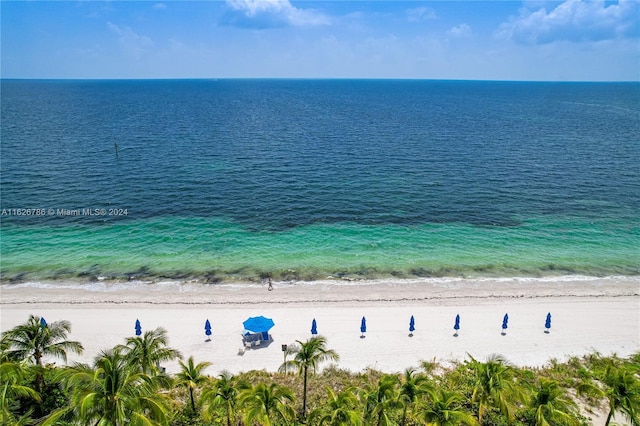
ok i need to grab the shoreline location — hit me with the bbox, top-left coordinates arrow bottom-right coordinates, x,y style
2,267 -> 639,286
2,275 -> 638,305
2,276 -> 639,376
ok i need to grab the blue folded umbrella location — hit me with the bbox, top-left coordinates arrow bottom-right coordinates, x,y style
545,313 -> 551,330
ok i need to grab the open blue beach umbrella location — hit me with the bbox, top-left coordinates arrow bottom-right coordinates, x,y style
135,319 -> 142,336
205,319 -> 212,336
545,313 -> 551,331
243,316 -> 275,333
454,314 -> 460,331
311,318 -> 318,335
40,317 -> 47,328
409,315 -> 415,333
502,313 -> 509,330
360,316 -> 367,334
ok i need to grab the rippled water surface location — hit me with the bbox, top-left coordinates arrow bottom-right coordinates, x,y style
1,80 -> 639,281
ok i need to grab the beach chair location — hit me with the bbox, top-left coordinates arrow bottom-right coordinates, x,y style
243,334 -> 252,349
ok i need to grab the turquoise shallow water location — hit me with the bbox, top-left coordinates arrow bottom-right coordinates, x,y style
1,216 -> 637,281
1,80 -> 639,282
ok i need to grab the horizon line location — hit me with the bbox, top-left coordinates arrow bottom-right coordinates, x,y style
2,77 -> 639,84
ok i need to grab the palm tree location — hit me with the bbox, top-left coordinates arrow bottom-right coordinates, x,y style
361,374 -> 400,426
201,371 -> 249,426
175,356 -> 211,413
529,378 -> 581,426
1,315 -> 83,396
398,368 -> 430,426
309,387 -> 363,426
42,348 -> 171,426
421,388 -> 478,426
278,336 -> 339,418
467,354 -> 523,424
1,315 -> 83,368
0,360 -> 41,426
240,382 -> 295,426
601,365 -> 640,426
118,327 -> 182,375
576,362 -> 640,426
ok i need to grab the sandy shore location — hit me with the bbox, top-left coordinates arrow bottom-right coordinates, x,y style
1,276 -> 638,375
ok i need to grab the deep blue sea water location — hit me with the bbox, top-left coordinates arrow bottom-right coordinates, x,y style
1,79 -> 639,282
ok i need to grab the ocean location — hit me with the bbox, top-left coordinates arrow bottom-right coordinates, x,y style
1,79 -> 638,283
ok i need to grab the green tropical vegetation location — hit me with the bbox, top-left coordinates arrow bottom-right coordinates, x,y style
201,371 -> 250,426
118,327 -> 183,376
2,315 -> 639,425
421,388 -> 477,426
42,348 -> 172,425
309,387 -> 363,425
240,382 -> 296,425
0,360 -> 41,425
176,356 -> 212,414
1,315 -> 83,419
466,354 -> 525,423
279,335 -> 340,419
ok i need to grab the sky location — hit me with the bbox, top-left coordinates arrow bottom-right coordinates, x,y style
1,0 -> 639,81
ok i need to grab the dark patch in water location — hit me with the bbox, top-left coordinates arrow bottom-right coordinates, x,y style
52,269 -> 76,279
3,272 -> 28,283
204,271 -> 222,284
158,270 -> 194,280
408,268 -> 437,278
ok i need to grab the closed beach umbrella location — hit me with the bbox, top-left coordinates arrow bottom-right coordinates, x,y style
40,317 -> 47,328
135,319 -> 142,336
409,315 -> 415,334
502,313 -> 509,334
205,319 -> 212,336
360,316 -> 367,337
311,318 -> 318,335
454,314 -> 460,336
243,316 -> 275,333
545,312 -> 551,332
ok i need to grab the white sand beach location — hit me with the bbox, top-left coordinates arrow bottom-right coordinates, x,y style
1,276 -> 638,376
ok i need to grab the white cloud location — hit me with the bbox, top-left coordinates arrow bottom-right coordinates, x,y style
447,23 -> 472,38
224,0 -> 330,28
107,22 -> 153,56
497,0 -> 640,44
406,6 -> 437,23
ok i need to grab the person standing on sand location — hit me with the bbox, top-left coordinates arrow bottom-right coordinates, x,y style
268,278 -> 273,291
